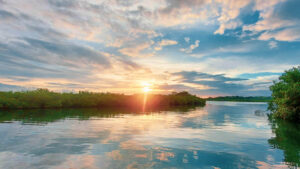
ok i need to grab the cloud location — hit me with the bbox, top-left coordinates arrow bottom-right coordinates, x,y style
243,0 -> 300,42
180,40 -> 200,53
214,0 -> 251,34
268,41 -> 278,49
214,21 -> 242,34
259,28 -> 300,42
119,41 -> 154,57
233,75 -> 279,92
184,37 -> 190,43
165,71 -> 272,96
238,72 -> 282,79
0,36 -> 154,92
25,38 -> 111,65
0,0 -> 158,48
152,0 -> 210,27
0,38 -> 111,75
0,9 -> 16,19
154,39 -> 178,51
0,83 -> 27,91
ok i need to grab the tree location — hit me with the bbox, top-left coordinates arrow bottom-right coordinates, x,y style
268,66 -> 300,121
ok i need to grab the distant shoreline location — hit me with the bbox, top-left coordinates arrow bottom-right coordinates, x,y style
206,96 -> 271,102
207,100 -> 269,102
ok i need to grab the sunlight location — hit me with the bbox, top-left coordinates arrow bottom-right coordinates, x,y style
143,86 -> 151,93
141,81 -> 153,112
141,81 -> 152,93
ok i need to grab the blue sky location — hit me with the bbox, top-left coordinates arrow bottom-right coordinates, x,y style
0,0 -> 299,96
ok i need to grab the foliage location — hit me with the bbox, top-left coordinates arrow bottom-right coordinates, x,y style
268,66 -> 300,121
0,89 -> 205,110
206,96 -> 271,102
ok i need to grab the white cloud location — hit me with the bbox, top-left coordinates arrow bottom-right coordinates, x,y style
149,0 -> 210,27
214,0 -> 251,34
119,42 -> 154,57
259,28 -> 300,42
215,21 -> 242,34
154,39 -> 178,51
268,41 -> 278,49
232,74 -> 279,91
243,0 -> 300,42
184,37 -> 190,43
180,40 -> 200,53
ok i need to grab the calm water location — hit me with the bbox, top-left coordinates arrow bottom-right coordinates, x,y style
0,101 -> 299,169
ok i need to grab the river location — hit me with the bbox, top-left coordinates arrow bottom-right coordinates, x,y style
0,101 -> 299,169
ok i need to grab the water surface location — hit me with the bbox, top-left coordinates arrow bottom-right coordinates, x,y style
0,101 -> 299,169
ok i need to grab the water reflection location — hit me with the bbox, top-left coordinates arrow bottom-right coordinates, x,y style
268,118 -> 300,167
0,102 -> 298,168
0,106 -> 196,124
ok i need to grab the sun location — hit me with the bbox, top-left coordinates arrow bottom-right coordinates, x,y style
143,86 -> 151,93
141,81 -> 152,93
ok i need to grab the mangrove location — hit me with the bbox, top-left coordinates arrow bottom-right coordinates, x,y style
268,66 -> 300,122
0,89 -> 205,110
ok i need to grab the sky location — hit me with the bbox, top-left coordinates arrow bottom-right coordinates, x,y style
0,0 -> 300,96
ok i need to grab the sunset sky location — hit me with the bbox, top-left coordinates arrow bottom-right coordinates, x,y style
0,0 -> 299,96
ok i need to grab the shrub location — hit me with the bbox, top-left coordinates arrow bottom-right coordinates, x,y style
268,66 -> 300,121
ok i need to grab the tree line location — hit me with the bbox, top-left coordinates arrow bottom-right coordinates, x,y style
0,90 -> 205,109
207,96 -> 271,102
